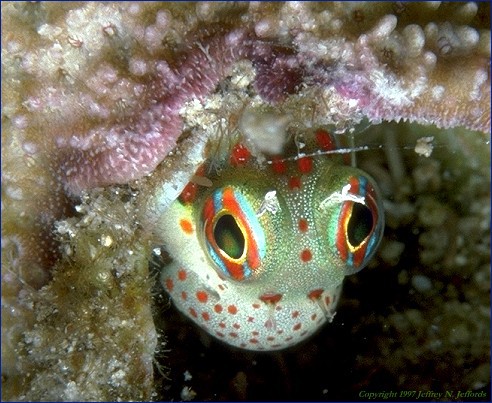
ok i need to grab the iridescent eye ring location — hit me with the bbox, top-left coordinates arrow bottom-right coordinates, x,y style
202,186 -> 266,281
329,175 -> 383,271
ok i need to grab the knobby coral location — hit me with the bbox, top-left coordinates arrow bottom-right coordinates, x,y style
2,2 -> 490,401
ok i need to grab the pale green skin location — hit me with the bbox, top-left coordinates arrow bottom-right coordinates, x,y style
158,144 -> 384,351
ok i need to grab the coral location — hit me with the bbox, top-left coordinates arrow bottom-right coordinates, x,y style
3,188 -> 157,401
1,2 -> 490,401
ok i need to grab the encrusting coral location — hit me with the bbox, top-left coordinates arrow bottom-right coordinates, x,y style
2,2 -> 490,401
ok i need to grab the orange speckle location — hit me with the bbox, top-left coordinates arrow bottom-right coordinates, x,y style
249,338 -> 259,344
300,248 -> 312,262
219,322 -> 226,328
325,295 -> 331,306
189,308 -> 198,318
229,332 -> 239,338
292,310 -> 300,318
311,313 -> 317,321
267,336 -> 275,341
165,278 -> 174,292
227,305 -> 238,315
288,176 -> 301,190
179,218 -> 194,234
196,290 -> 208,303
202,312 -> 210,321
293,323 -> 302,331
252,303 -> 261,309
233,323 -> 241,329
297,156 -> 313,174
181,291 -> 188,300
216,332 -> 225,338
298,218 -> 308,232
178,269 -> 187,281
214,304 -> 223,313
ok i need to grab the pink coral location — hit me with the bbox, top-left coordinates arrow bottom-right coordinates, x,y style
53,5 -> 489,194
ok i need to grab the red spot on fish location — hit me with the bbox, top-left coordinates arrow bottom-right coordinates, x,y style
165,278 -> 174,292
196,290 -> 208,303
300,248 -> 312,262
259,293 -> 283,304
298,218 -> 308,232
315,129 -> 336,151
179,182 -> 198,204
308,289 -> 324,300
179,218 -> 194,234
297,156 -> 313,174
214,304 -> 223,313
271,156 -> 287,174
288,176 -> 301,190
230,143 -> 251,166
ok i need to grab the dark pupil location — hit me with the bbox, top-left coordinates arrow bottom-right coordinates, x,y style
214,214 -> 245,259
347,203 -> 373,247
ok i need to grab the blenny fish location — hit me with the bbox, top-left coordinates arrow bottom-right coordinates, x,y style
158,128 -> 384,351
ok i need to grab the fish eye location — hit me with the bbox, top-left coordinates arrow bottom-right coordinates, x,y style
201,187 -> 266,281
321,174 -> 384,273
213,214 -> 245,260
347,202 -> 373,248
